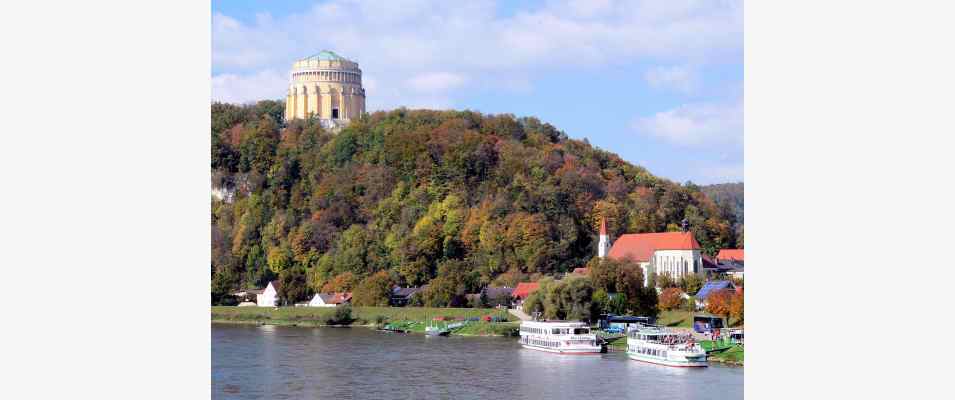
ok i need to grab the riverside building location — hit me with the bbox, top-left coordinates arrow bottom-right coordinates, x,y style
284,50 -> 366,129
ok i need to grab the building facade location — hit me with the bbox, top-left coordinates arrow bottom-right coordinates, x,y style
604,231 -> 704,286
284,50 -> 366,127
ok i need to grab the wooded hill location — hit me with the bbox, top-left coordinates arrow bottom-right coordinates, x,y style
211,101 -> 742,305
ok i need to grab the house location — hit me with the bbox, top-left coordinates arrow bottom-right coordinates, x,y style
694,280 -> 737,309
232,288 -> 263,303
309,292 -> 353,307
390,285 -> 426,307
603,229 -> 704,287
511,282 -> 540,310
716,249 -> 744,263
256,280 -> 281,307
466,287 -> 515,308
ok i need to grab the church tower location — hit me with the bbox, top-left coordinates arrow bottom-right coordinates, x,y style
598,218 -> 610,259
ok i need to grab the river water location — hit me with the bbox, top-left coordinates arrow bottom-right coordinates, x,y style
212,323 -> 743,399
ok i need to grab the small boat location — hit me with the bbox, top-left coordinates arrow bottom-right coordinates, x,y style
426,318 -> 450,337
518,320 -> 601,354
425,325 -> 449,337
626,325 -> 707,367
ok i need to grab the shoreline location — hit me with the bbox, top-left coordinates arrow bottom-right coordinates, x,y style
211,318 -> 517,337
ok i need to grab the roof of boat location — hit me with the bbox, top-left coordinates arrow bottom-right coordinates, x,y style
521,320 -> 589,326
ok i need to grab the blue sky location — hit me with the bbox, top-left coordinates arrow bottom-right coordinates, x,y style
212,0 -> 743,184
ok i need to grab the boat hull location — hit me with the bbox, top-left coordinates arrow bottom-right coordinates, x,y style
626,352 -> 708,367
522,344 -> 601,355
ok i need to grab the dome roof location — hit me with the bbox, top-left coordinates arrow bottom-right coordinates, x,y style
299,50 -> 348,62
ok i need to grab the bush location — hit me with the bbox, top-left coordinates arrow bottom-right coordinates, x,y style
325,305 -> 354,325
680,274 -> 704,295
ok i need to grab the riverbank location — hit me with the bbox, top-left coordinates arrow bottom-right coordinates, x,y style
211,306 -> 518,336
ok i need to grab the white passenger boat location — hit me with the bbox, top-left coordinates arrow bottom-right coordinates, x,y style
626,325 -> 707,367
518,320 -> 601,355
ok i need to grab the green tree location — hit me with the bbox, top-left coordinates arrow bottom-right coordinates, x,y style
277,267 -> 309,305
352,271 -> 394,306
680,274 -> 705,295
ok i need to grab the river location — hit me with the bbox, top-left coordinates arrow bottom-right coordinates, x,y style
212,323 -> 743,399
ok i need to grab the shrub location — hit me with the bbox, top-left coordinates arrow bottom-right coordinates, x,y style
325,305 -> 353,325
680,274 -> 704,295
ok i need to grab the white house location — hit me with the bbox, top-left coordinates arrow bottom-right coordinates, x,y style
256,281 -> 281,307
308,292 -> 352,307
601,227 -> 703,286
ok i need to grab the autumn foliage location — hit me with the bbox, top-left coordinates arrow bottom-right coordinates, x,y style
210,103 -> 741,305
658,287 -> 685,311
705,288 -> 743,323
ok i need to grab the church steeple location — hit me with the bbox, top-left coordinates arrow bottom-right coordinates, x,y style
598,218 -> 610,258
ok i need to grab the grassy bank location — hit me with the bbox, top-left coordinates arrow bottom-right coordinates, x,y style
211,306 -> 516,335
655,310 -> 742,328
707,345 -> 744,365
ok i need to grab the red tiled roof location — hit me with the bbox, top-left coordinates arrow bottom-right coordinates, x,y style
607,232 -> 700,262
572,267 -> 589,275
512,282 -> 540,299
717,249 -> 744,261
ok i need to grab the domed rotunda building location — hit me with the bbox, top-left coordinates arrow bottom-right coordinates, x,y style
284,50 -> 366,127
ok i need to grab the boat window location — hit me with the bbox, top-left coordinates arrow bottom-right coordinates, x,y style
574,328 -> 589,334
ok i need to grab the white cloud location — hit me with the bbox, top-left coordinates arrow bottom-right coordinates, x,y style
633,98 -> 742,146
211,0 -> 742,109
211,69 -> 288,104
645,64 -> 700,93
406,72 -> 468,93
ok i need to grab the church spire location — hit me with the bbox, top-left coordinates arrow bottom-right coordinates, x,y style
598,218 -> 610,259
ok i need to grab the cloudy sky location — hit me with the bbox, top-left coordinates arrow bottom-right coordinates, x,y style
212,0 -> 743,184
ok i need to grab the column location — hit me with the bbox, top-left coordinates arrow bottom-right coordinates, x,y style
321,87 -> 332,120
340,88 -> 348,119
296,86 -> 307,119
292,88 -> 298,120
302,87 -> 309,119
308,84 -> 320,118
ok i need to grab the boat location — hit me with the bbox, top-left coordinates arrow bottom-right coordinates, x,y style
518,320 -> 601,354
425,319 -> 450,337
626,325 -> 707,367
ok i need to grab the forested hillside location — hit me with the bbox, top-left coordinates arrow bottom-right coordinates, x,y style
701,182 -> 744,247
211,101 -> 741,305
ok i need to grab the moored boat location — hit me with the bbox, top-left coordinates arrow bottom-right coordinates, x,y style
518,320 -> 601,354
626,325 -> 707,367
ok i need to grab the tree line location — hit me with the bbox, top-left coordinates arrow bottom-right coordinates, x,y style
211,101 -> 742,308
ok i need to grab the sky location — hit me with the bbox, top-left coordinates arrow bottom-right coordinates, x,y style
211,0 -> 743,184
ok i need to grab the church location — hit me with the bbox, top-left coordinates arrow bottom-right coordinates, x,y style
598,219 -> 704,286
284,50 -> 366,129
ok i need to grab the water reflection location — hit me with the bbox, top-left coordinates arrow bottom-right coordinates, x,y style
213,323 -> 742,400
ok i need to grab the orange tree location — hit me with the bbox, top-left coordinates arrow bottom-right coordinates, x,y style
705,289 -> 733,318
658,287 -> 685,311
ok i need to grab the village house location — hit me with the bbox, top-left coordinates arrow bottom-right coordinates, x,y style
256,281 -> 281,307
309,292 -> 352,307
716,249 -> 744,263
232,288 -> 263,306
600,219 -> 704,287
390,286 -> 427,307
512,282 -> 540,311
466,287 -> 515,308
